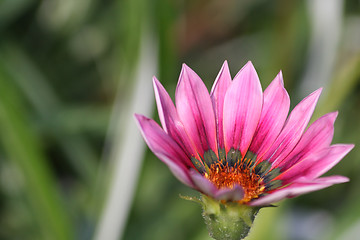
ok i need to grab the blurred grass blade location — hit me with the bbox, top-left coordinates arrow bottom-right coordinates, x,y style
0,66 -> 74,239
93,26 -> 158,240
315,54 -> 360,118
0,43 -> 99,188
299,0 -> 343,97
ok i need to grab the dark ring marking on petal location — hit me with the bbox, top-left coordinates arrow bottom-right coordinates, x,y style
253,160 -> 272,176
263,168 -> 281,183
226,148 -> 241,167
243,151 -> 257,169
265,179 -> 282,191
257,193 -> 269,198
191,157 -> 206,174
218,148 -> 226,165
203,150 -> 218,168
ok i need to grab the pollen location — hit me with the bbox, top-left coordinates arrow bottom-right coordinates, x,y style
205,160 -> 265,203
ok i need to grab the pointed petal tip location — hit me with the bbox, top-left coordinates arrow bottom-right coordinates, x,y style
153,76 -> 168,96
220,60 -> 230,71
177,64 -> 187,88
330,110 -> 339,117
152,76 -> 159,88
210,60 -> 232,95
221,60 -> 230,72
220,60 -> 229,72
134,113 -> 143,121
276,70 -> 284,86
181,63 -> 192,73
178,63 -> 197,87
315,111 -> 339,126
236,61 -> 254,74
315,175 -> 350,184
234,60 -> 259,82
272,71 -> 285,87
297,87 -> 323,110
304,88 -> 323,101
134,114 -> 149,127
180,63 -> 188,73
340,176 -> 350,183
243,60 -> 255,70
345,143 -> 355,152
134,114 -> 150,137
152,76 -> 161,87
313,87 -> 323,97
327,111 -> 339,123
335,143 -> 355,153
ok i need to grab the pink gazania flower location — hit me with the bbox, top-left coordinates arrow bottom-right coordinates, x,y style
135,61 -> 353,206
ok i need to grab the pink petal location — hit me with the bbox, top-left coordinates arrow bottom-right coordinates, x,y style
189,170 -> 217,196
313,175 -> 349,184
189,170 -> 244,201
153,77 -> 167,132
261,88 -> 322,165
275,112 -> 337,171
210,61 -> 232,150
277,144 -> 354,184
135,114 -> 194,187
153,77 -> 200,159
249,176 -> 347,206
223,61 -> 263,156
175,64 -> 218,157
162,154 -> 195,188
214,185 -> 244,201
249,71 -> 290,157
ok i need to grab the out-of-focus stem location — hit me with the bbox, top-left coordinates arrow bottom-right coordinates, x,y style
93,27 -> 158,240
299,0 -> 343,97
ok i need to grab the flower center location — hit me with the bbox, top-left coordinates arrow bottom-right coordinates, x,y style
204,161 -> 266,203
191,149 -> 283,203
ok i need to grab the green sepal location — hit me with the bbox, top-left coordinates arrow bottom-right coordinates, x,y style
179,194 -> 203,205
200,195 -> 261,240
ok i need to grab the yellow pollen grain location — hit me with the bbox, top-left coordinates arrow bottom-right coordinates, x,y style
205,161 -> 265,203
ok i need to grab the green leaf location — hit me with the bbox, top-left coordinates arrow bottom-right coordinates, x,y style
0,66 -> 74,240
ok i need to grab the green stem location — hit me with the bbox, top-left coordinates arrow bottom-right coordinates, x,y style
201,195 -> 260,240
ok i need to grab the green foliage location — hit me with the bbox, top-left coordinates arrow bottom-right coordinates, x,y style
0,0 -> 359,240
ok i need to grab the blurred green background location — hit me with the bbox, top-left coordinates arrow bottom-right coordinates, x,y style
0,0 -> 359,239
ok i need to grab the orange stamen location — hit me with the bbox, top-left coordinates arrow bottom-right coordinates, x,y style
205,160 -> 265,203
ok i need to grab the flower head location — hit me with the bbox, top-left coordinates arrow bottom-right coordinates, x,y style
135,61 -> 353,207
